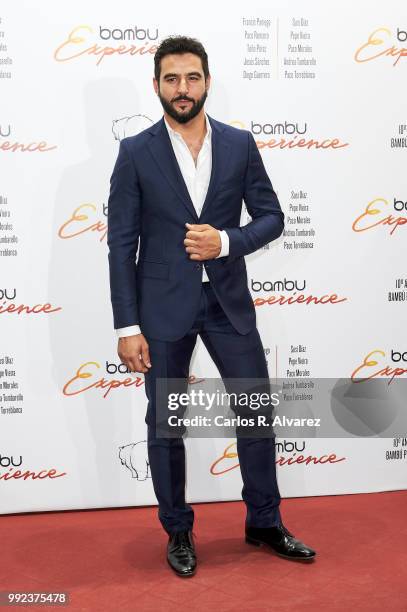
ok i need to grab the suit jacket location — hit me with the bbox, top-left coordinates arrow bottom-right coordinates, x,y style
107,114 -> 285,341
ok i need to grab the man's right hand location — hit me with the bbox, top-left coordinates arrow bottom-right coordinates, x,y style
118,334 -> 151,373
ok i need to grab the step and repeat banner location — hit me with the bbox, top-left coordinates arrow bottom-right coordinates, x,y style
1,1 -> 407,514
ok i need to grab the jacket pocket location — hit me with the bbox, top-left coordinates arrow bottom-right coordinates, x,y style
137,260 -> 169,280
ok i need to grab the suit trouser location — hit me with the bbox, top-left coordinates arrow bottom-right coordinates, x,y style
143,282 -> 282,534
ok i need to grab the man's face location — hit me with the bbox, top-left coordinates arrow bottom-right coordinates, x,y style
154,53 -> 210,124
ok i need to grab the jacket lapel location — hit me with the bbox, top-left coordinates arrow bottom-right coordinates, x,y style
146,114 -> 232,222
199,115 -> 231,219
147,117 -> 198,221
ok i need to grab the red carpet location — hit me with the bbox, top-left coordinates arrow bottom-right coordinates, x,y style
1,491 -> 406,611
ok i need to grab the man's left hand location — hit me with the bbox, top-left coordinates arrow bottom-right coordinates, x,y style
184,223 -> 221,260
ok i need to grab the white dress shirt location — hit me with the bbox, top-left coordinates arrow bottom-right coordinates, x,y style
116,112 -> 229,338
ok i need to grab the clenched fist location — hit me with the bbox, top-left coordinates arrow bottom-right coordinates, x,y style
184,223 -> 221,260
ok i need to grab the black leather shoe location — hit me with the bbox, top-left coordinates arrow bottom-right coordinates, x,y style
245,524 -> 316,561
167,530 -> 197,577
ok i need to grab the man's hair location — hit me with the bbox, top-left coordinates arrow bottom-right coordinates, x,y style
154,36 -> 209,81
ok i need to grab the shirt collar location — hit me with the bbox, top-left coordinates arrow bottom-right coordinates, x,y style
164,112 -> 211,142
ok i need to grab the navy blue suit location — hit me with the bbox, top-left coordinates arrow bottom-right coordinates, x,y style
107,115 -> 284,341
107,115 -> 285,534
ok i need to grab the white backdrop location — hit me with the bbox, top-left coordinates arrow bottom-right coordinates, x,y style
1,0 -> 407,514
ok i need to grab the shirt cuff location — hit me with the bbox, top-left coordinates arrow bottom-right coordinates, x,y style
116,325 -> 142,338
216,230 -> 230,258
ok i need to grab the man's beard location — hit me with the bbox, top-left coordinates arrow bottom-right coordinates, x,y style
158,89 -> 208,124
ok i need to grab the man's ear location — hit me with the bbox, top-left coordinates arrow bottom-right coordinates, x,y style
153,77 -> 159,95
205,74 -> 211,92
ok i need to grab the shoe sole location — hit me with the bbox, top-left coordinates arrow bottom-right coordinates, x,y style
245,535 -> 316,561
167,558 -> 197,577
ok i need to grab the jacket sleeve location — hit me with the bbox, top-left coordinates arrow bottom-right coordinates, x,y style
223,131 -> 285,259
107,138 -> 141,329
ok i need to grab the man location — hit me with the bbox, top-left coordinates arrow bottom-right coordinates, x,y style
107,35 -> 316,577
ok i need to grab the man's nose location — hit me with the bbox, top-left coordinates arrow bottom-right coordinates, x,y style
177,78 -> 189,94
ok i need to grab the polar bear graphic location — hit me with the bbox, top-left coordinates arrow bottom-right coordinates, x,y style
119,441 -> 150,481
112,114 -> 154,141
